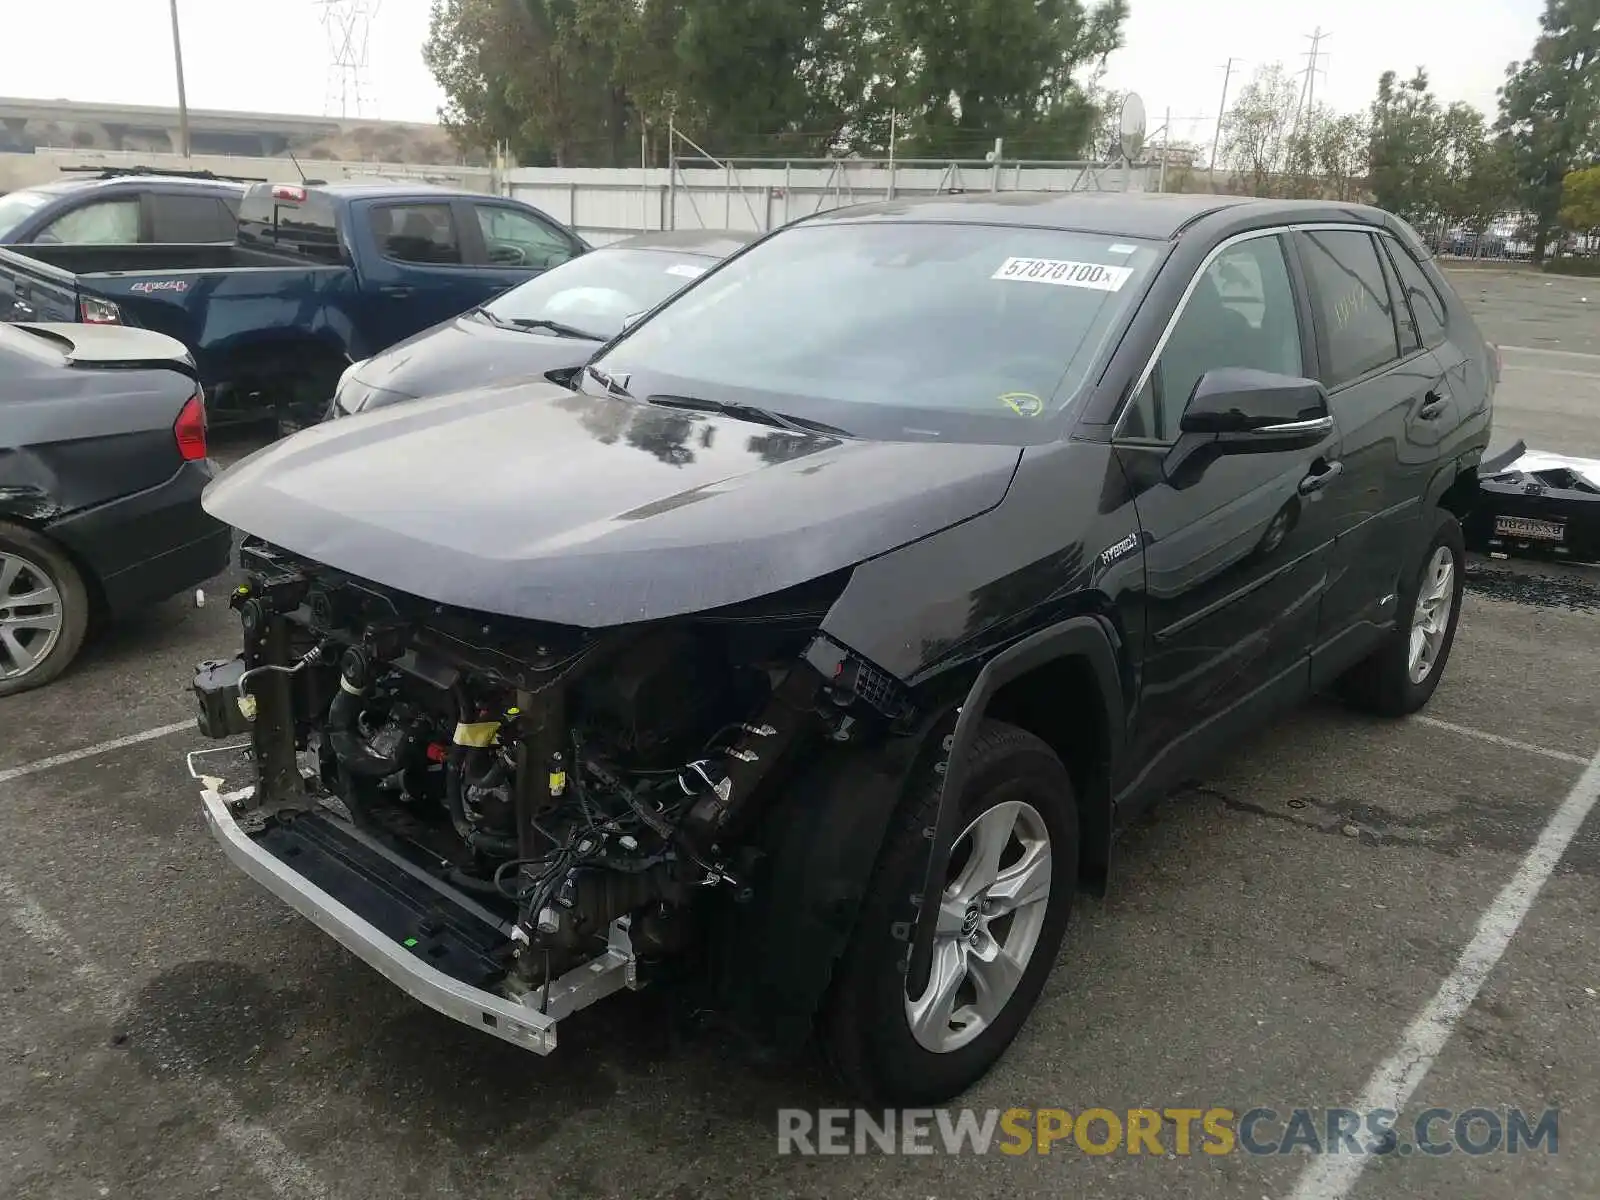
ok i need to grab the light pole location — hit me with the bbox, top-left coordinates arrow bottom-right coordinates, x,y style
169,0 -> 191,158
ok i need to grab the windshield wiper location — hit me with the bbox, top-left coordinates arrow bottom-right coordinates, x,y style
646,394 -> 851,437
506,316 -> 604,340
472,307 -> 602,340
585,363 -> 633,399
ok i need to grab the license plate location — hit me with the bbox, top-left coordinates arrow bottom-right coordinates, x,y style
1494,515 -> 1565,542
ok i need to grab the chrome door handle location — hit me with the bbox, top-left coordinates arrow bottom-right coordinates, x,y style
1298,460 -> 1344,495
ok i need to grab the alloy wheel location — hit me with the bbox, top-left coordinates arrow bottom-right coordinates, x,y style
1407,545 -> 1455,684
0,551 -> 65,682
904,798 -> 1053,1053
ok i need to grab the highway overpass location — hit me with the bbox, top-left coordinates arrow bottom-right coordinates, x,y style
0,96 -> 476,163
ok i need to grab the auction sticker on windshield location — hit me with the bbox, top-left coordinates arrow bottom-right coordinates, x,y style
992,257 -> 1132,291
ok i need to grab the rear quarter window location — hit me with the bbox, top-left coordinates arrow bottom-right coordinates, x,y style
1381,234 -> 1448,347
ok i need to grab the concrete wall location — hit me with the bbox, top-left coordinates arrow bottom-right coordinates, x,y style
505,161 -> 1163,245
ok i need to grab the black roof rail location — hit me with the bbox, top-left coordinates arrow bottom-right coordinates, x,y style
57,165 -> 268,184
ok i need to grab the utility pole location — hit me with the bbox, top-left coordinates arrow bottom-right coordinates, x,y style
1159,107 -> 1172,193
1209,56 -> 1239,191
886,108 -> 897,199
168,0 -> 191,158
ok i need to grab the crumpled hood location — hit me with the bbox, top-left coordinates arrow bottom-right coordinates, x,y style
341,315 -> 592,413
204,382 -> 1023,626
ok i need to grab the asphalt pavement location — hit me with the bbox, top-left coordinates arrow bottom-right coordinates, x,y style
1,266 -> 1598,1200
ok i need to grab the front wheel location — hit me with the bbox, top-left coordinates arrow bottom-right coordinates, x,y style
822,720 -> 1078,1104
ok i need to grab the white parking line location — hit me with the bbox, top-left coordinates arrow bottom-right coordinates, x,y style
0,721 -> 192,787
1499,345 -> 1600,363
0,872 -> 330,1200
1499,364 -> 1600,381
1287,742 -> 1600,1200
1412,715 -> 1591,765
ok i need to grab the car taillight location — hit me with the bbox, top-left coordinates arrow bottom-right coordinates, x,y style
80,296 -> 122,325
175,391 -> 208,461
271,184 -> 307,203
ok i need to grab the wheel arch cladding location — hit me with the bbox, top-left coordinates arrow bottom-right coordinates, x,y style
1435,459 -> 1480,523
706,710 -> 952,1057
905,614 -> 1125,997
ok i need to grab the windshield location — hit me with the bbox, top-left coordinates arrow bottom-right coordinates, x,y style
484,246 -> 722,339
589,221 -> 1160,442
0,191 -> 52,239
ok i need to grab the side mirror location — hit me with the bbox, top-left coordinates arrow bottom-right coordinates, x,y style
1178,367 -> 1332,450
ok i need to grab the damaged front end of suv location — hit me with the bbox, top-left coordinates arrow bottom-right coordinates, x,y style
186,382 -> 1026,1074
192,537 -> 896,1053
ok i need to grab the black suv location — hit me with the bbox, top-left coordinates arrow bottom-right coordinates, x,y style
0,169 -> 245,245
191,193 -> 1493,1105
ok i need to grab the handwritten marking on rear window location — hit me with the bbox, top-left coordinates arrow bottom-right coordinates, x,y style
992,257 -> 1132,291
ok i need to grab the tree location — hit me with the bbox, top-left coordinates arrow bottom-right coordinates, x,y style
424,0 -> 648,167
1220,63 -> 1299,195
1436,103 -> 1514,234
1368,69 -> 1448,223
1497,0 -> 1600,261
424,0 -> 1131,166
1082,83 -> 1127,162
1561,164 -> 1600,232
874,0 -> 1127,160
1279,105 -> 1370,201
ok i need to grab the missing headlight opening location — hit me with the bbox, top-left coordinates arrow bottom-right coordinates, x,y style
193,538 -> 890,1019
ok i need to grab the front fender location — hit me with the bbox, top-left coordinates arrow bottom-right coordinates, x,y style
905,614 -> 1125,996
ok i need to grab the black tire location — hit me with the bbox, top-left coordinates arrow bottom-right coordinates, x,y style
0,522 -> 91,698
1338,508 -> 1466,717
822,719 -> 1078,1105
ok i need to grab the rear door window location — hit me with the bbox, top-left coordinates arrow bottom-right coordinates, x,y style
378,204 -> 462,265
1380,235 -> 1448,348
148,193 -> 236,242
1297,230 -> 1402,386
35,198 -> 141,244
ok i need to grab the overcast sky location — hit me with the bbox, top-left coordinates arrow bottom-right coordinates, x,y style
1,0 -> 1547,147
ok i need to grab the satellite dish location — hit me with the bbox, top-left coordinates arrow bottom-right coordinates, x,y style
1118,93 -> 1147,163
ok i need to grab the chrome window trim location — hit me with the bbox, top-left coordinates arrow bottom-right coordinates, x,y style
1113,220 -> 1381,443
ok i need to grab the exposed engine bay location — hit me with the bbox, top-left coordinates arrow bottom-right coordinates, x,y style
192,537 -> 911,1048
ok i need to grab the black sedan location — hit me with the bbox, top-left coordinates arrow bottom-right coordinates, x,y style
327,229 -> 753,418
0,323 -> 231,695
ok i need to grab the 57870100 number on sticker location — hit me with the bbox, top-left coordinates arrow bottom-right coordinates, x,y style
992,257 -> 1133,291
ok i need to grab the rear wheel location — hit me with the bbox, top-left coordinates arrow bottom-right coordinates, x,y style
0,523 -> 90,697
822,720 -> 1078,1104
1338,509 -> 1466,716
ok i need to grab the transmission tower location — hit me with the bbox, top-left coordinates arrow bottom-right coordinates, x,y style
1295,27 -> 1330,126
315,0 -> 382,118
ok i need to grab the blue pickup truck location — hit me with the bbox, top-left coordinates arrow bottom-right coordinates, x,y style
0,180 -> 590,426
